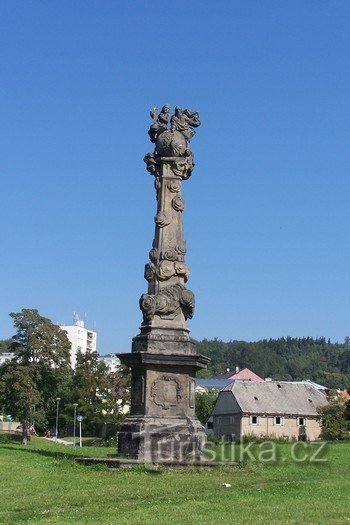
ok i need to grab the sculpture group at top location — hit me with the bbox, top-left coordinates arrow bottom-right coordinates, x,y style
139,105 -> 201,329
145,105 -> 201,179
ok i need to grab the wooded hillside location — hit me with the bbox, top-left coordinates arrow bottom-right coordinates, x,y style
2,335 -> 349,388
0,340 -> 11,354
196,337 -> 350,388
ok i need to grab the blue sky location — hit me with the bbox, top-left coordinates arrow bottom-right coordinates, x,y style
1,1 -> 350,353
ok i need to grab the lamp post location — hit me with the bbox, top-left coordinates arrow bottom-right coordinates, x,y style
73,403 -> 78,447
32,404 -> 36,436
77,415 -> 83,447
55,398 -> 61,442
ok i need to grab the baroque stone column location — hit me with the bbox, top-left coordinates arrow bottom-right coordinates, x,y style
118,105 -> 210,461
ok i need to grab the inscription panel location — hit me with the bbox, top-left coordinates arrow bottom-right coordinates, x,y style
151,376 -> 182,410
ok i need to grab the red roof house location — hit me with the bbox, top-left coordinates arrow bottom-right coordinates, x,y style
220,367 -> 264,382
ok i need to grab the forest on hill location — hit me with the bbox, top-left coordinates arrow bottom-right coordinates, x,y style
2,336 -> 350,388
196,337 -> 350,389
0,340 -> 11,353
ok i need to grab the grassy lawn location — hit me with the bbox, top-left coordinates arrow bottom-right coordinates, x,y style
0,436 -> 349,524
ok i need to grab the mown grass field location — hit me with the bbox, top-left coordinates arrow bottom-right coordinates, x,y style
0,436 -> 349,524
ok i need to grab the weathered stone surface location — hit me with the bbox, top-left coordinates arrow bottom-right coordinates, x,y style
118,105 -> 209,461
140,283 -> 194,323
131,331 -> 197,356
117,416 -> 207,462
140,157 -> 195,329
121,351 -> 209,416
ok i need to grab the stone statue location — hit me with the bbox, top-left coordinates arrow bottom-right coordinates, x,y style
117,104 -> 209,463
171,106 -> 201,141
140,104 -> 201,325
148,104 -> 170,143
145,104 -> 201,173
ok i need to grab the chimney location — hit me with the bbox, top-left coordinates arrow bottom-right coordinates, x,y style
235,366 -> 239,374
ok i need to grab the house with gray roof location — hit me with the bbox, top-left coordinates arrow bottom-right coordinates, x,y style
210,380 -> 328,441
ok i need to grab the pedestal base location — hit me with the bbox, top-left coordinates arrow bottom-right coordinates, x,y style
118,416 -> 207,462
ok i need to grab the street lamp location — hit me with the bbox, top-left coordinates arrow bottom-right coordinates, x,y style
55,398 -> 61,442
77,415 -> 84,447
73,403 -> 78,447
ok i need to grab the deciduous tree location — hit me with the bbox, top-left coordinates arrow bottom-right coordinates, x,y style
318,400 -> 350,440
0,309 -> 72,443
195,391 -> 217,425
72,350 -> 129,434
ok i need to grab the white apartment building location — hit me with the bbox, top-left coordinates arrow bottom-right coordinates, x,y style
98,353 -> 121,372
60,319 -> 97,369
0,352 -> 15,366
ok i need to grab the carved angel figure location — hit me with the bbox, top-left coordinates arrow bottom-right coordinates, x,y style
148,104 -> 170,143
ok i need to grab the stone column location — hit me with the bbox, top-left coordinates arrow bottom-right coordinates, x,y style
118,105 -> 210,462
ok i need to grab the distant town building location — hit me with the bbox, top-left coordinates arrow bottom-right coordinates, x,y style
196,378 -> 232,393
60,317 -> 97,369
0,352 -> 15,366
196,367 -> 264,392
276,379 -> 329,394
98,353 -> 121,372
223,367 -> 264,382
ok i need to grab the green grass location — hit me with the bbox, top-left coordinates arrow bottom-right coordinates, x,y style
0,436 -> 349,524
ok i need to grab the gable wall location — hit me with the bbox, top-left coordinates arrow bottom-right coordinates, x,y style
212,391 -> 241,415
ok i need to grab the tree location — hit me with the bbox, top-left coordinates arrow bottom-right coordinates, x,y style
318,400 -> 350,440
196,369 -> 211,379
0,309 -> 72,443
10,309 -> 71,368
195,392 -> 217,425
72,350 -> 129,435
196,337 -> 350,388
105,367 -> 130,418
0,362 -> 40,444
0,339 -> 11,354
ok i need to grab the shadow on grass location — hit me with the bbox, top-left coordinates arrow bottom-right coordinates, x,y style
0,444 -> 170,474
0,444 -> 81,461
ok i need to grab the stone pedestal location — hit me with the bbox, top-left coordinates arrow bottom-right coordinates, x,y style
118,105 -> 209,462
119,340 -> 209,460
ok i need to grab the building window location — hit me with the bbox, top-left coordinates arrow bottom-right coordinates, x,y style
207,421 -> 213,430
217,416 -> 222,426
251,415 -> 259,425
229,416 -> 235,424
275,416 -> 283,425
298,417 -> 306,426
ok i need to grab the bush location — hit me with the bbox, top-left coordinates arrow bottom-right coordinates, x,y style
318,400 -> 350,440
0,432 -> 29,444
